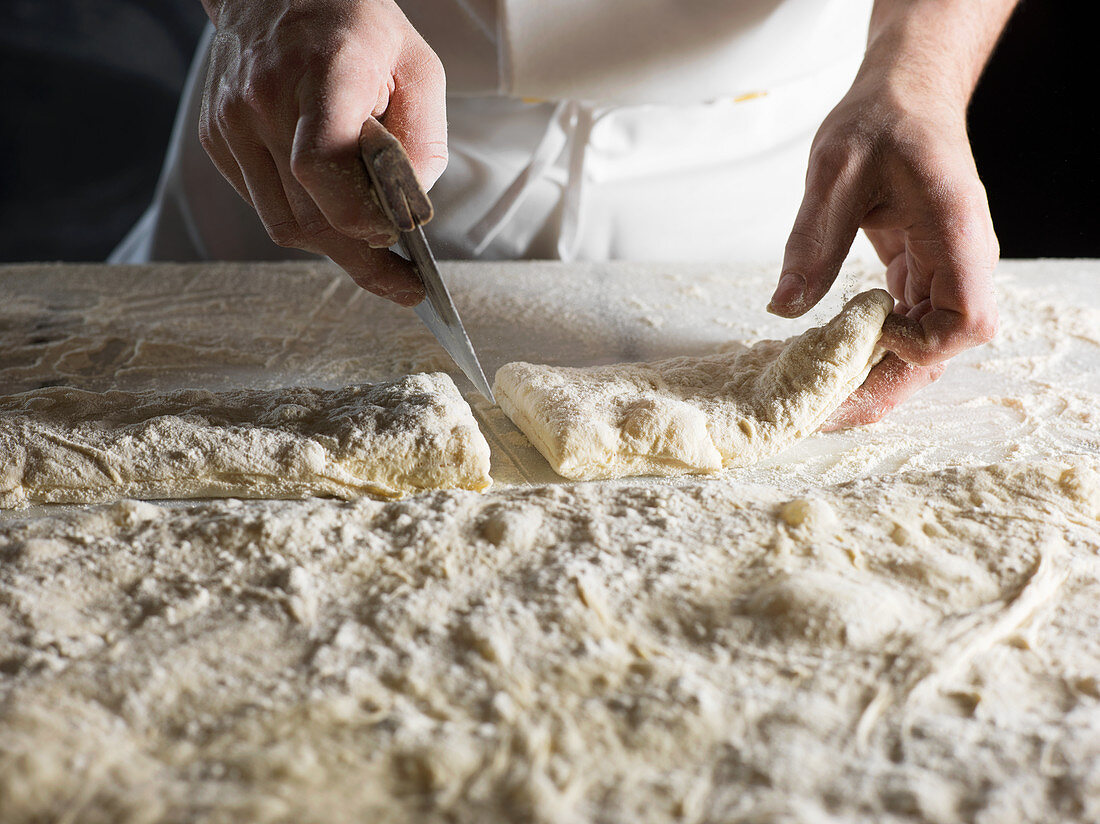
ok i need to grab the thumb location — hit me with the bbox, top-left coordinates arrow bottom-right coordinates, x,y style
769,154 -> 865,318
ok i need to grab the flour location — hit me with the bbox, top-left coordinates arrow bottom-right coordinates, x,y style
494,290 -> 891,479
0,374 -> 491,507
1,260 -> 1099,824
1,459 -> 1097,823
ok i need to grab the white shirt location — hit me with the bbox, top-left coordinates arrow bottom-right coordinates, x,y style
400,0 -> 871,103
113,0 -> 876,265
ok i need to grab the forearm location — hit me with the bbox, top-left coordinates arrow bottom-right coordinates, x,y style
861,0 -> 1019,113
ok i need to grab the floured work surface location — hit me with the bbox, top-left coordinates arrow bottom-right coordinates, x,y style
495,290 -> 891,479
2,459 -> 1098,823
0,374 -> 491,508
1,260 -> 1099,823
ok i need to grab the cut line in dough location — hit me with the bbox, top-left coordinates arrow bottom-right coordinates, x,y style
0,373 -> 492,508
494,289 -> 893,480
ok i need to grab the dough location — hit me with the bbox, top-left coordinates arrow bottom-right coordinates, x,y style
494,289 -> 893,479
2,262 -> 1100,824
0,373 -> 491,507
2,458 -> 1097,824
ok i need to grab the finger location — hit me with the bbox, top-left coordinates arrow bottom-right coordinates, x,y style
198,105 -> 254,209
383,44 -> 448,190
224,134 -> 304,248
884,252 -> 908,302
290,70 -> 400,247
327,241 -> 426,307
879,185 -> 1000,366
879,303 -> 998,366
198,43 -> 256,209
769,146 -> 866,318
270,132 -> 425,305
268,128 -> 354,255
820,353 -> 946,430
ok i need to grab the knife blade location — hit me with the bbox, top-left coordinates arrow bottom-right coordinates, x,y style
359,119 -> 495,403
401,225 -> 495,403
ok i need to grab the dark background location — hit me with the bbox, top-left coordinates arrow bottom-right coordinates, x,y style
967,2 -> 1096,258
0,1 -> 1095,262
0,1 -> 208,261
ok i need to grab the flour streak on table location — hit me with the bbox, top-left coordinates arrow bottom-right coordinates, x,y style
0,260 -> 1098,823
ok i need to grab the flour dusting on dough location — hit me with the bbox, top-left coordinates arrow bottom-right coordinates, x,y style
0,373 -> 491,507
494,289 -> 892,479
1,459 -> 1098,824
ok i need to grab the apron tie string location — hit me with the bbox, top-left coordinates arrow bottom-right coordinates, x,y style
467,100 -> 600,261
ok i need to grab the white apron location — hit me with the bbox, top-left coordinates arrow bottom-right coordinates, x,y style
111,0 -> 874,265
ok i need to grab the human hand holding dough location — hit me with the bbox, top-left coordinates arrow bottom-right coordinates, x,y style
768,1 -> 1011,427
495,289 -> 893,481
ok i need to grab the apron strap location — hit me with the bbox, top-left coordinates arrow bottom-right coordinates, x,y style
557,102 -> 595,262
467,100 -> 570,256
467,100 -> 603,261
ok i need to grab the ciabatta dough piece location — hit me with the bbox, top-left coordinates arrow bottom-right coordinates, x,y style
494,290 -> 893,480
0,373 -> 491,507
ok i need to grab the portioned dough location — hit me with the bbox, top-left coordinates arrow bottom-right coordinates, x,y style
494,289 -> 893,479
0,373 -> 491,507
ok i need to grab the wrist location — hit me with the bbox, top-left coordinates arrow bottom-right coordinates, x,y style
860,0 -> 1018,116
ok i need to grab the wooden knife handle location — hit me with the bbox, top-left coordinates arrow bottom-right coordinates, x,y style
358,117 -> 434,231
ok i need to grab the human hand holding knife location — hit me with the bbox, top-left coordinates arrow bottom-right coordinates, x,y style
359,118 -> 495,403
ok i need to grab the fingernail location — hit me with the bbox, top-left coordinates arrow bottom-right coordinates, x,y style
768,273 -> 805,314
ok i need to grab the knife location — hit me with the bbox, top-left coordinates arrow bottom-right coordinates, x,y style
359,120 -> 495,403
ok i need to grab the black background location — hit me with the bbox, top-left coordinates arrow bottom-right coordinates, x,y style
967,2 -> 1097,258
0,1 -> 1095,262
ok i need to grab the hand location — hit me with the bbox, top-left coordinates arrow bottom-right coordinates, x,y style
768,75 -> 999,428
197,0 -> 448,305
767,0 -> 1018,427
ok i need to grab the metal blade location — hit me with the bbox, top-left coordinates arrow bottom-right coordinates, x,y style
401,225 -> 495,403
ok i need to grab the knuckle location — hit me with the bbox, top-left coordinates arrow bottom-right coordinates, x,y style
424,50 -> 446,86
236,88 -> 270,119
298,217 -> 336,247
243,65 -> 284,111
197,120 -> 217,153
785,228 -> 826,259
290,144 -> 337,186
807,134 -> 867,190
928,177 -> 991,233
405,40 -> 446,85
266,219 -> 303,248
217,74 -> 282,128
968,308 -> 999,344
218,81 -> 256,118
944,183 -> 985,221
